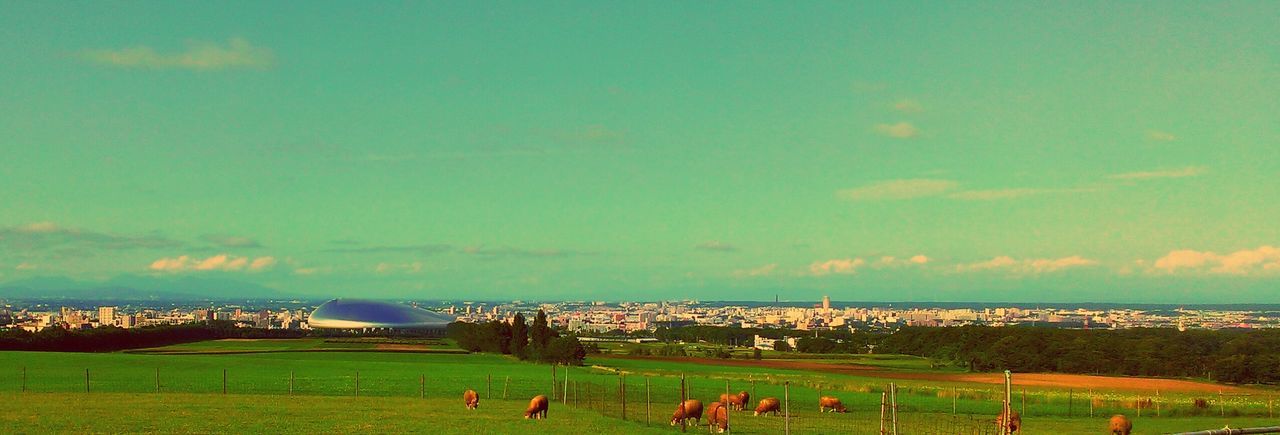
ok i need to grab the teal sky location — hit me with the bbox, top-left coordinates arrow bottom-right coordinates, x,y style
2,1 -> 1278,302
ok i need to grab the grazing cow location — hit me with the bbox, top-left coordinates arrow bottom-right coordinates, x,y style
754,397 -> 781,416
670,399 -> 704,426
1193,398 -> 1209,409
1109,414 -> 1132,435
463,389 -> 479,410
706,401 -> 729,433
718,391 -> 750,411
524,395 -> 549,419
819,396 -> 848,413
995,408 -> 1021,434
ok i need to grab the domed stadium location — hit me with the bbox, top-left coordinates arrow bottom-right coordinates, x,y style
308,299 -> 456,330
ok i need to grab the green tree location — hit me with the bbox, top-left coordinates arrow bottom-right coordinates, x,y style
510,312 -> 529,359
544,335 -> 587,365
774,340 -> 792,352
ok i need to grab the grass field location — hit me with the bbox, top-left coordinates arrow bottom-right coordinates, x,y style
1,339 -> 1276,433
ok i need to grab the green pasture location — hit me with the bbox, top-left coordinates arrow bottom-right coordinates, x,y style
0,339 -> 1276,433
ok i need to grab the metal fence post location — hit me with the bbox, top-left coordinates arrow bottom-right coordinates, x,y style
680,373 -> 688,433
503,376 -> 510,399
646,376 -> 651,426
85,369 -> 90,393
784,381 -> 791,435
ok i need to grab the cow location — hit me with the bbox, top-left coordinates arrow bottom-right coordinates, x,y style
719,391 -> 750,411
819,396 -> 848,413
754,397 -> 781,416
670,399 -> 704,426
1109,414 -> 1132,435
996,408 -> 1021,434
524,395 -> 549,419
463,389 -> 479,410
1193,398 -> 1209,409
706,401 -> 729,433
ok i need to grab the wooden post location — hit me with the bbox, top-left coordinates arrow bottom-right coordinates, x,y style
21,367 -> 26,393
752,379 -> 756,404
419,374 -> 423,399
725,378 -> 731,433
953,387 -> 957,415
563,366 -> 569,405
1021,388 -> 1026,416
290,371 -> 295,395
1003,371 -> 1012,435
551,364 -> 557,400
1089,389 -> 1094,418
619,375 -> 625,420
880,391 -> 887,435
503,376 -> 509,399
155,367 -> 160,393
222,369 -> 227,395
487,374 -> 492,399
646,377 -> 651,426
680,373 -> 687,433
85,369 -> 90,393
784,381 -> 791,435
354,371 -> 359,397
1268,395 -> 1272,419
1219,391 -> 1224,417
891,383 -> 898,435
1136,396 -> 1141,418
1156,390 -> 1160,417
1068,388 -> 1072,417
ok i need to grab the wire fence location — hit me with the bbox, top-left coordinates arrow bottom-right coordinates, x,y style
7,364 -> 1278,434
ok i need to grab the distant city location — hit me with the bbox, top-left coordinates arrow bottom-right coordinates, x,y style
5,296 -> 1280,338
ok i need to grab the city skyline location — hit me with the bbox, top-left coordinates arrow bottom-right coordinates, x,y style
3,2 -> 1279,302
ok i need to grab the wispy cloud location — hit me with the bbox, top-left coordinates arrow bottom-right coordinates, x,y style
1147,130 -> 1177,142
891,99 -> 923,113
322,244 -> 453,255
809,258 -> 866,276
873,255 -> 931,268
0,222 -> 182,251
1109,166 -> 1204,180
201,234 -> 262,249
947,187 -> 1094,201
956,255 -> 1097,274
873,122 -> 920,139
375,261 -> 424,274
462,246 -> 590,259
81,38 -> 274,70
734,263 -> 778,277
695,241 -> 738,252
149,254 -> 277,273
1150,246 -> 1280,275
838,179 -> 957,200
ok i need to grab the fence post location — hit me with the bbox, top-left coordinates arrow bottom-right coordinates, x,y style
724,378 -> 731,434
85,369 -> 90,393
1219,391 -> 1224,417
355,371 -> 359,397
222,369 -> 227,395
680,373 -> 687,433
1137,396 -> 1141,418
291,371 -> 295,395
487,374 -> 492,399
21,366 -> 26,393
1003,371 -> 1012,435
1156,390 -> 1160,417
1268,395 -> 1273,419
551,364 -> 557,400
891,383 -> 898,435
1022,388 -> 1026,416
880,391 -> 887,435
1068,388 -> 1072,417
620,374 -> 626,420
751,379 -> 756,404
563,366 -> 569,406
156,367 -> 160,393
1089,389 -> 1094,418
419,374 -> 423,399
953,387 -> 957,415
784,381 -> 791,435
503,376 -> 510,400
646,376 -> 651,426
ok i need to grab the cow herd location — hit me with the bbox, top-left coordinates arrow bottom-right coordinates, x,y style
462,387 -> 1137,433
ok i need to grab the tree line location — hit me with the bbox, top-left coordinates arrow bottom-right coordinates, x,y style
880,325 -> 1280,385
0,321 -> 305,352
445,310 -> 586,366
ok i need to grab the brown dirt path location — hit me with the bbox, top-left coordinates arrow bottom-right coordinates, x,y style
603,355 -> 1252,393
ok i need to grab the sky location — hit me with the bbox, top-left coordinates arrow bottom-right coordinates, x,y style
1,1 -> 1278,302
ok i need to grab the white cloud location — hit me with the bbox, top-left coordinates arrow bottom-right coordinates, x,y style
873,255 -> 931,268
956,255 -> 1097,274
374,261 -> 424,274
1151,246 -> 1280,275
1109,166 -> 1204,180
809,258 -> 866,276
733,263 -> 778,278
149,254 -> 275,273
695,241 -> 738,252
82,38 -> 273,70
909,255 -> 930,264
874,122 -> 920,138
891,99 -> 924,113
1147,130 -> 1177,141
838,179 -> 957,200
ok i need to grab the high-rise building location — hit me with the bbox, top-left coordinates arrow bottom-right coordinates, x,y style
98,306 -> 117,327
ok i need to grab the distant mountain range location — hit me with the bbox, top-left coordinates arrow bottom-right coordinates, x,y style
0,274 -> 293,301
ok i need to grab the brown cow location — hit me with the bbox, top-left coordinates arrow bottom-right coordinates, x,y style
706,401 -> 729,433
463,389 -> 479,410
1109,414 -> 1132,435
670,399 -> 704,426
718,391 -> 750,411
524,395 -> 549,419
996,408 -> 1021,434
754,397 -> 781,416
819,396 -> 848,413
1193,398 -> 1209,409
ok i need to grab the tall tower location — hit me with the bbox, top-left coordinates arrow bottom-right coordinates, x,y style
822,295 -> 832,324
